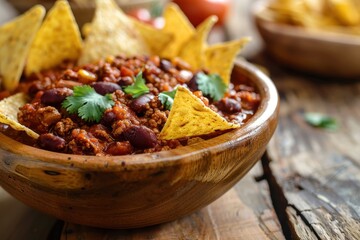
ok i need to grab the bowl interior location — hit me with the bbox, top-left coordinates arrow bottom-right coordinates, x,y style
0,59 -> 278,169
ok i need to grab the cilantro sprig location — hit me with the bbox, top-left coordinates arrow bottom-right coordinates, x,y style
196,73 -> 227,101
159,88 -> 177,110
304,112 -> 338,131
62,85 -> 115,122
123,71 -> 149,98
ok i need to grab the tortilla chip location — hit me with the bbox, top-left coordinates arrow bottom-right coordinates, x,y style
178,16 -> 218,69
78,0 -> 149,65
0,6 -> 45,91
131,19 -> 173,55
0,93 -> 39,139
205,38 -> 250,85
82,22 -> 92,38
160,3 -> 195,59
159,86 -> 239,140
26,0 -> 82,76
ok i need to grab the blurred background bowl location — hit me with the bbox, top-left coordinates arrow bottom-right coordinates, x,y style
252,0 -> 360,79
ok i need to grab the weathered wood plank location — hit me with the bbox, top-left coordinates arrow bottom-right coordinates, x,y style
262,62 -> 360,239
60,163 -> 284,240
235,163 -> 284,240
61,190 -> 268,240
0,187 -> 56,240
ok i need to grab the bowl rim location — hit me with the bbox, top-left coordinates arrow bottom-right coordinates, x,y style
252,0 -> 360,45
0,59 -> 279,171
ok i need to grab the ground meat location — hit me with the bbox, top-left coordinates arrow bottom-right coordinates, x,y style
18,103 -> 61,134
11,55 -> 260,156
68,129 -> 104,155
54,118 -> 78,137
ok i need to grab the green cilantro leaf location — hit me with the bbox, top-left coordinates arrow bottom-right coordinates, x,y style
159,88 -> 177,110
196,72 -> 227,101
304,112 -> 338,131
62,85 -> 115,122
123,71 -> 149,98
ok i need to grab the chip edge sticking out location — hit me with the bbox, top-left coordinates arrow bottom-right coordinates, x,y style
178,15 -> 218,69
204,37 -> 251,85
131,19 -> 174,56
78,0 -> 149,65
0,5 -> 45,92
25,0 -> 83,76
0,93 -> 39,139
160,3 -> 196,59
159,86 -> 239,140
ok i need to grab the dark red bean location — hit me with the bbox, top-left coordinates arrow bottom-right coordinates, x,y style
160,59 -> 173,72
101,111 -> 117,126
129,94 -> 154,114
117,76 -> 133,86
123,126 -> 157,149
38,133 -> 66,152
41,88 -> 73,105
216,98 -> 241,114
91,82 -> 121,95
188,72 -> 202,91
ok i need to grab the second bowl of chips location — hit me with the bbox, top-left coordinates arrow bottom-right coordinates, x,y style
253,0 -> 360,79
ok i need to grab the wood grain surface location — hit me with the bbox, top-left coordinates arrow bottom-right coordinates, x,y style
60,163 -> 284,240
255,53 -> 360,239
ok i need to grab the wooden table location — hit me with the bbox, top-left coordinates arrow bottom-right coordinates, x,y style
1,0 -> 360,239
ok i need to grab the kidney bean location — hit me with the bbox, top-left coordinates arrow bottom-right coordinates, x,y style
41,88 -> 73,105
117,76 -> 133,86
188,73 -> 201,91
216,98 -> 241,114
91,82 -> 121,95
101,111 -> 117,126
129,94 -> 154,114
160,59 -> 173,72
123,126 -> 157,149
38,133 -> 66,152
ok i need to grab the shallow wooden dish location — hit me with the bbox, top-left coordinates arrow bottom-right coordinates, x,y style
253,0 -> 360,79
0,60 -> 278,229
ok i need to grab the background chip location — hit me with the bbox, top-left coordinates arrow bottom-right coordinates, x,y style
0,5 -> 45,91
26,0 -> 82,76
160,3 -> 195,59
178,16 -> 218,69
78,0 -> 149,65
131,19 -> 173,56
205,38 -> 250,85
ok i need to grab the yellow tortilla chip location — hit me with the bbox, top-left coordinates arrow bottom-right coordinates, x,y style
78,0 -> 149,65
160,3 -> 195,59
26,0 -> 82,76
0,6 -> 45,91
131,19 -> 173,55
178,16 -> 218,69
159,86 -> 239,140
0,93 -> 39,139
205,38 -> 250,85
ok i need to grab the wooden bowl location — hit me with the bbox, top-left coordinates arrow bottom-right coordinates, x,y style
0,60 -> 279,229
253,0 -> 360,79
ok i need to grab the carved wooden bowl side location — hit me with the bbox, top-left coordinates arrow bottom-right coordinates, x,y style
0,60 -> 279,229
